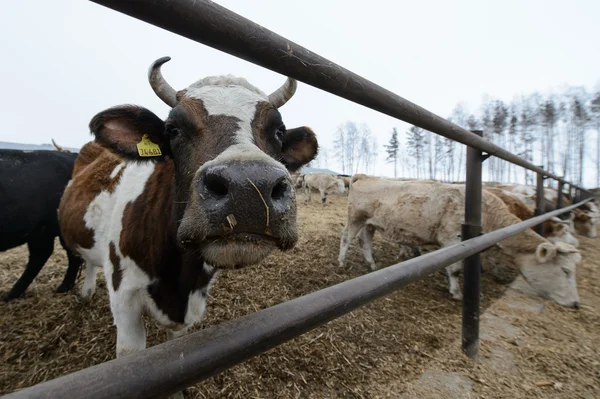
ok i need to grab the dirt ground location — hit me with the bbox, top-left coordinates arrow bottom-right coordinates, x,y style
0,194 -> 598,398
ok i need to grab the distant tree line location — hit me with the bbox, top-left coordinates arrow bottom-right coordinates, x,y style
306,86 -> 600,188
395,86 -> 600,186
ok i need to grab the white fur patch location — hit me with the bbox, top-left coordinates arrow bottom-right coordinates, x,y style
110,163 -> 124,178
79,162 -> 156,269
185,77 -> 268,146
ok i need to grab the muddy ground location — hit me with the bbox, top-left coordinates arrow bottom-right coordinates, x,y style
1,194 -> 598,398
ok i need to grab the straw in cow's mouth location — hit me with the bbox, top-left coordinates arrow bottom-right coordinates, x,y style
247,177 -> 270,228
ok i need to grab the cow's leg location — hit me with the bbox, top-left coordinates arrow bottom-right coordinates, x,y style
81,263 -> 99,300
319,190 -> 327,206
358,225 -> 377,270
56,237 -> 83,293
3,234 -> 54,301
445,262 -> 463,301
319,188 -> 327,206
338,221 -> 364,268
112,290 -> 146,358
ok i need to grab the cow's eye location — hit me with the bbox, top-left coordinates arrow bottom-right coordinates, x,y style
562,268 -> 570,277
275,124 -> 286,141
166,125 -> 180,138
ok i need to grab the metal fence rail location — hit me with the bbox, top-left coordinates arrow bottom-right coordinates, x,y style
4,199 -> 592,399
91,0 -> 590,192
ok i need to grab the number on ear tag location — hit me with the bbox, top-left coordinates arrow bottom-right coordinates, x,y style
137,134 -> 162,157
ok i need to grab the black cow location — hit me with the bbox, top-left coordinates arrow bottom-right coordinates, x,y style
0,149 -> 83,301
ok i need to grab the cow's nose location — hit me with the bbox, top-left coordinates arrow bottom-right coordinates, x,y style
200,163 -> 290,205
573,301 -> 580,309
197,162 -> 293,233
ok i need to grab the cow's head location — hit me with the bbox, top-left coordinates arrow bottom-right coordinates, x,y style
573,209 -> 597,238
328,178 -> 346,195
545,217 -> 580,247
90,57 -> 318,268
516,242 -> 581,308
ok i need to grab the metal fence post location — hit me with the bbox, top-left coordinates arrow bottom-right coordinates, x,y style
534,170 -> 545,236
567,184 -> 573,203
556,181 -> 564,210
462,130 -> 483,359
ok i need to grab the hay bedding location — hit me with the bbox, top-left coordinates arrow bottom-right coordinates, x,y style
0,195 -> 596,398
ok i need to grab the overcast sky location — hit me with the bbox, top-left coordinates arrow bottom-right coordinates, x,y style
1,0 -> 599,184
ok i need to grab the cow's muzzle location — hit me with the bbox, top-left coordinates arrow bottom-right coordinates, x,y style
178,161 -> 298,266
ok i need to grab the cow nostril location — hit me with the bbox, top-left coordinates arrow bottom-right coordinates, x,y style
574,301 -> 580,309
271,181 -> 288,201
205,174 -> 229,197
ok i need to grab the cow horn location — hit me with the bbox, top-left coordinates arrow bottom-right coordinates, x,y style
148,56 -> 178,107
268,77 -> 297,108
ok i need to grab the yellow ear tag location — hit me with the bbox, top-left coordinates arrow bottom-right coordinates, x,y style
136,134 -> 162,157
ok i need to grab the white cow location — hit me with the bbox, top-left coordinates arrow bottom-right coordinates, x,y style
338,175 -> 582,308
303,173 -> 346,204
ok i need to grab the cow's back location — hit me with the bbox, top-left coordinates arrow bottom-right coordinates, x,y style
348,178 -> 464,245
305,173 -> 334,190
59,142 -> 124,256
0,149 -> 77,250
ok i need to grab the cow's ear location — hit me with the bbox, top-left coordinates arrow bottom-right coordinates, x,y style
281,127 -> 318,172
535,242 -> 557,264
89,105 -> 168,160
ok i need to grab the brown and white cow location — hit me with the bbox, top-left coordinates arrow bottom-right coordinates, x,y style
484,188 -> 579,247
338,175 -> 581,308
303,173 -> 346,204
499,184 -> 598,237
59,57 -> 318,367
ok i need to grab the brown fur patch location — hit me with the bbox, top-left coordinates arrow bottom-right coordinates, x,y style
119,161 -> 176,278
574,209 -> 592,236
109,242 -> 122,291
175,89 -> 188,102
59,142 -> 123,251
171,98 -> 241,172
250,101 -> 276,153
486,188 -> 564,238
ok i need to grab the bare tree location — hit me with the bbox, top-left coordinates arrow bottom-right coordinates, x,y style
307,147 -> 329,169
571,96 -> 588,185
539,99 -> 557,174
491,100 -> 508,181
358,124 -> 378,174
519,97 -> 537,185
507,106 -> 519,182
333,121 -> 377,175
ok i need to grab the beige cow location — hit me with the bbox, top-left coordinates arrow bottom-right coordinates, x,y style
303,173 -> 346,204
338,175 -> 581,308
